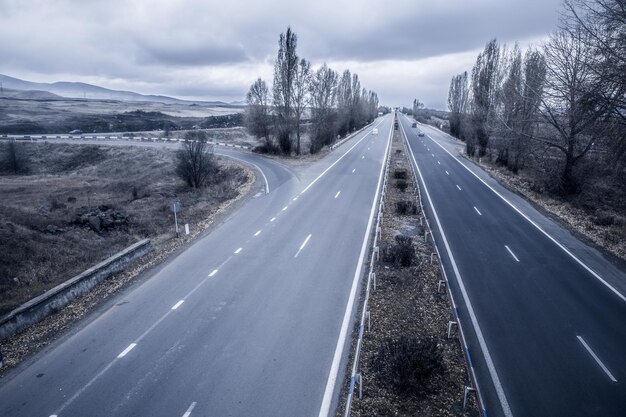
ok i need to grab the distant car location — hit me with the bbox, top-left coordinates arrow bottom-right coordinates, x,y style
69,129 -> 83,135
418,131 -> 425,137
372,128 -> 379,135
411,122 -> 417,128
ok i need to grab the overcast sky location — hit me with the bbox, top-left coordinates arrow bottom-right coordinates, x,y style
0,0 -> 564,109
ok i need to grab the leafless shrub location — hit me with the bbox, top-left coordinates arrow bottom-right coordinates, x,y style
175,131 -> 219,189
371,336 -> 444,396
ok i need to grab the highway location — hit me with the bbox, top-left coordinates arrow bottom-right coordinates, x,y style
399,114 -> 626,417
0,115 -> 392,416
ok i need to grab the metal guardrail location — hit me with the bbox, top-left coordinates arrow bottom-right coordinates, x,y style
398,118 -> 487,416
342,120 -> 393,417
0,134 -> 252,150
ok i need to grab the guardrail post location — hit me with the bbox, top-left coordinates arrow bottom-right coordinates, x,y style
373,246 -> 379,262
376,226 -> 381,240
437,280 -> 447,293
447,321 -> 457,338
366,311 -> 371,332
370,272 -> 376,290
358,373 -> 363,400
430,253 -> 437,264
424,230 -> 430,242
463,386 -> 475,410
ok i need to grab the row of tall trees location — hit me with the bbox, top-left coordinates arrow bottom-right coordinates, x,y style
446,0 -> 625,195
246,27 -> 380,155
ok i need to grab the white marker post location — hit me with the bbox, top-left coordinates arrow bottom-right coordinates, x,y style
170,201 -> 181,238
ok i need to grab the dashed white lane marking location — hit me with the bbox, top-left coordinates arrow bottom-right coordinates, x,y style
234,247 -> 242,254
422,126 -> 626,303
432,153 -> 435,157
361,155 -> 365,159
282,206 -> 288,211
334,191 -> 341,199
445,170 -> 449,175
294,234 -> 312,258
117,343 -> 136,358
577,336 -> 617,382
171,300 -> 184,310
437,161 -> 441,165
352,169 -> 356,173
456,185 -> 462,191
293,197 -> 298,201
474,206 -> 482,216
505,245 -> 520,262
182,401 -> 198,417
270,217 -> 276,222
209,269 -> 218,277
254,229 -> 262,236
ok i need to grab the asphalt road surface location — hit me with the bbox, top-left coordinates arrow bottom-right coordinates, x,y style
0,115 -> 392,417
400,114 -> 626,417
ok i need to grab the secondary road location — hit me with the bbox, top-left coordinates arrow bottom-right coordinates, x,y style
400,114 -> 626,417
0,116 -> 392,416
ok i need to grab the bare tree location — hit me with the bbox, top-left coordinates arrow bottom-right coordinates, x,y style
538,25 -> 611,193
563,0 -> 626,171
309,63 -> 338,153
448,72 -> 469,139
337,69 -> 353,136
469,39 -> 503,157
245,78 -> 274,151
272,27 -> 299,154
176,131 -> 218,189
292,58 -> 311,155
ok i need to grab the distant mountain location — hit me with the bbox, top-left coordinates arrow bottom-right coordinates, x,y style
1,88 -> 63,100
0,74 -> 236,106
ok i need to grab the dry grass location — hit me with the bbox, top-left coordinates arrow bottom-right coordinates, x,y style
0,142 -> 250,316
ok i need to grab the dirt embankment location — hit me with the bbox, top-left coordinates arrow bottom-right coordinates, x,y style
337,122 -> 478,416
0,141 -> 255,370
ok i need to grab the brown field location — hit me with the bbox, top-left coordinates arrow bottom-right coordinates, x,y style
0,141 -> 250,316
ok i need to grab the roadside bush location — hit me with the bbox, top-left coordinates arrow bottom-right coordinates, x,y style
383,235 -> 415,267
393,169 -> 408,179
396,200 -> 417,215
395,180 -> 408,192
175,131 -> 219,189
371,336 -> 443,396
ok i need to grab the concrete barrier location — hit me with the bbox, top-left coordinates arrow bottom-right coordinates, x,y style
0,239 -> 151,341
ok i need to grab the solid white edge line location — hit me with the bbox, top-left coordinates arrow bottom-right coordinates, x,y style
402,118 -> 513,417
318,116 -> 391,417
117,343 -> 137,358
182,401 -> 198,417
209,269 -> 218,277
300,120 -> 383,196
422,122 -> 626,303
474,206 -> 482,216
171,300 -> 185,310
334,191 -> 341,199
577,336 -> 617,382
505,245 -> 520,262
